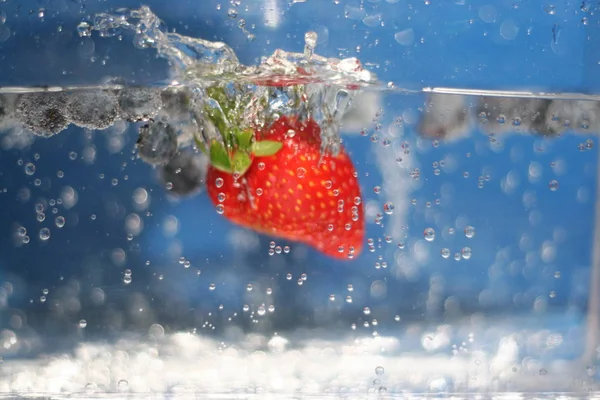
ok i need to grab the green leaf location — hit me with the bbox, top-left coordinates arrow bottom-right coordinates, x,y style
236,129 -> 254,150
209,141 -> 232,173
232,151 -> 252,176
206,86 -> 234,116
205,105 -> 229,142
194,135 -> 207,155
252,140 -> 283,157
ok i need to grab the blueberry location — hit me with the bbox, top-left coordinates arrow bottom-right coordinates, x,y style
16,92 -> 70,137
66,90 -> 120,130
136,121 -> 178,165
159,150 -> 207,197
118,87 -> 162,122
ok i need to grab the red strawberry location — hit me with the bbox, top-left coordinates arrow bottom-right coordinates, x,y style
206,115 -> 364,259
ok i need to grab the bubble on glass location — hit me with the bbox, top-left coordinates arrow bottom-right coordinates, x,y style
39,228 -> 51,241
464,226 -> 476,238
383,202 -> 394,215
549,180 -> 559,191
424,228 -> 435,242
461,247 -> 472,260
441,248 -> 450,259
117,379 -> 129,392
24,162 -> 36,176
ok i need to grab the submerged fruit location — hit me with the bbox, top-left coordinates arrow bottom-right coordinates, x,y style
206,115 -> 364,259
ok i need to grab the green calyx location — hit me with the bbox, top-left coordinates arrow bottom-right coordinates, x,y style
197,84 -> 284,176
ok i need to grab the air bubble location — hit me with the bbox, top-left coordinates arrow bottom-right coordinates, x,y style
461,247 -> 472,260
464,226 -> 476,238
24,163 -> 36,175
39,228 -> 51,241
424,228 -> 435,242
383,202 -> 394,214
441,248 -> 450,259
549,180 -> 559,191
55,216 -> 66,228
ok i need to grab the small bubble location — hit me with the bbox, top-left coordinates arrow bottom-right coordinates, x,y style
394,315 -> 401,322
375,366 -> 385,375
209,283 -> 216,290
329,294 -> 336,301
286,273 -> 293,280
24,163 -> 36,175
39,228 -> 51,241
79,319 -> 87,328
549,291 -> 556,298
461,247 -> 472,260
554,271 -> 561,278
216,204 -> 225,214
373,186 -> 381,194
55,216 -> 66,228
549,180 -> 559,191
441,248 -> 450,259
363,307 -> 371,315
246,284 -> 253,292
257,305 -> 266,316
464,226 -> 476,238
85,383 -> 97,394
383,202 -> 394,215
424,228 -> 435,242
117,379 -> 129,392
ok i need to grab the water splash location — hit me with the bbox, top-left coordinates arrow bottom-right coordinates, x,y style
83,6 -> 377,154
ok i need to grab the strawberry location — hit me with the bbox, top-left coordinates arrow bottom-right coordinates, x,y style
203,114 -> 365,260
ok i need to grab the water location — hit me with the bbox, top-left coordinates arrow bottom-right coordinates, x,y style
1,2 -> 600,399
